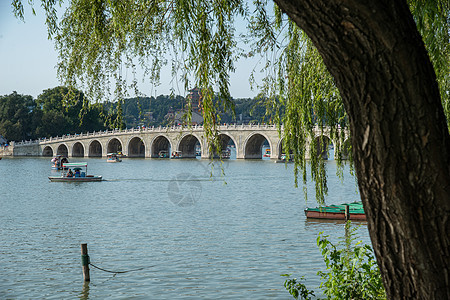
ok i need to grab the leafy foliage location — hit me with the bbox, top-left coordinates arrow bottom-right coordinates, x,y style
281,274 -> 315,300
283,222 -> 386,299
35,86 -> 113,136
0,87 -> 110,141
0,92 -> 36,141
317,225 -> 385,299
248,6 -> 350,202
408,0 -> 450,125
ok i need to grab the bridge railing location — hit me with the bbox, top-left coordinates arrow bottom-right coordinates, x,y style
13,123 -> 280,146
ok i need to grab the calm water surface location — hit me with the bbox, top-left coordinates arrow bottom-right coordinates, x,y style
0,156 -> 369,299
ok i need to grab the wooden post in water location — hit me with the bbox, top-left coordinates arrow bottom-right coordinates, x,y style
81,243 -> 90,281
344,205 -> 350,221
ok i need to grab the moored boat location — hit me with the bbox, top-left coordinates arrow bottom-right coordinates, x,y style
159,150 -> 169,158
48,162 -> 102,182
171,151 -> 182,159
107,153 -> 122,163
304,201 -> 366,221
51,155 -> 69,170
195,145 -> 201,156
276,153 -> 294,163
221,148 -> 231,159
117,151 -> 126,158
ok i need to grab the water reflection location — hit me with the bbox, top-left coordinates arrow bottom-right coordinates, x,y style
79,282 -> 90,300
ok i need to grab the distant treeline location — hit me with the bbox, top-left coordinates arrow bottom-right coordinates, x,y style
0,87 -> 272,142
110,95 -> 270,128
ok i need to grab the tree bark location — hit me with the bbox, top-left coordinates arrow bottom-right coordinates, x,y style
273,0 -> 450,298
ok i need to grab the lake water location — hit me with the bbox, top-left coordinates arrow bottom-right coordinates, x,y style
0,155 -> 369,299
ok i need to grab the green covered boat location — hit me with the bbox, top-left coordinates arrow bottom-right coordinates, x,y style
304,201 -> 366,220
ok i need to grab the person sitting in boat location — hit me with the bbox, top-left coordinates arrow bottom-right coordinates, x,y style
74,169 -> 80,177
67,169 -> 73,177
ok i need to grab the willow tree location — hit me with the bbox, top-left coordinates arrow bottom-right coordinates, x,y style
12,0 -> 450,298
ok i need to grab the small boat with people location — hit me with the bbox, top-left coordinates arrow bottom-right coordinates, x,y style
263,148 -> 271,157
48,162 -> 102,182
51,155 -> 69,170
158,150 -> 169,158
195,145 -> 201,156
171,151 -> 182,159
221,148 -> 231,159
276,153 -> 294,163
304,201 -> 366,221
107,153 -> 122,163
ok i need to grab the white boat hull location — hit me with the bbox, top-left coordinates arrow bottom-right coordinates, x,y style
48,175 -> 102,182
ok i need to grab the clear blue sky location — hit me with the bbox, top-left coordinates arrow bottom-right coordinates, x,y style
0,2 -> 261,100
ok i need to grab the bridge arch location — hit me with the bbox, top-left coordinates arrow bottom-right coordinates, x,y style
243,132 -> 272,159
128,136 -> 145,157
312,135 -> 334,160
150,135 -> 172,158
88,140 -> 102,157
72,142 -> 85,157
57,144 -> 69,157
177,133 -> 202,158
210,133 -> 236,158
42,146 -> 54,157
107,137 -> 123,154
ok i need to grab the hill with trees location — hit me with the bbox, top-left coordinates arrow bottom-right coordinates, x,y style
0,88 -> 270,142
116,95 -> 269,128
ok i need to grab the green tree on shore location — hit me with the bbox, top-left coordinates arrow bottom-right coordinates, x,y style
0,92 -> 35,141
35,86 -> 109,137
0,87 -> 110,141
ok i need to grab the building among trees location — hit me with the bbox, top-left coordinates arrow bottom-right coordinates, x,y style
171,87 -> 204,125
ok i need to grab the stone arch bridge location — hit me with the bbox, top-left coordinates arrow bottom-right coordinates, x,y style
11,124 -> 349,160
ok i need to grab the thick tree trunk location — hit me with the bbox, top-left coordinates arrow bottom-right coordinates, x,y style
273,0 -> 450,298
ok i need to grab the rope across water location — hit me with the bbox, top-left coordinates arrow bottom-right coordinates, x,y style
89,263 -> 145,274
82,252 -> 151,274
